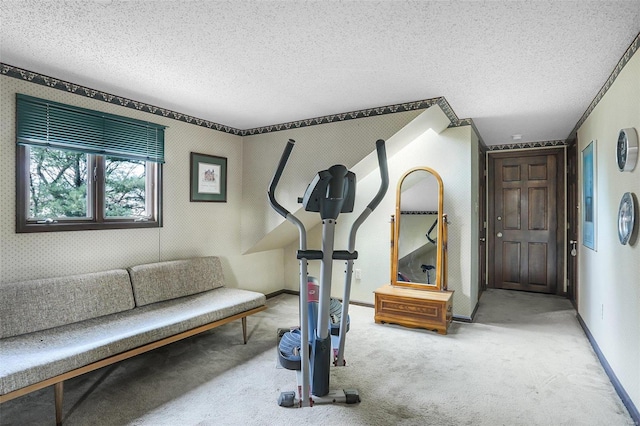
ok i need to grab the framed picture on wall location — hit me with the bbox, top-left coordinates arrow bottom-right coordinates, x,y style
190,152 -> 227,202
582,140 -> 596,250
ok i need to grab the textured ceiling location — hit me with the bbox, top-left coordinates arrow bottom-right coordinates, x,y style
1,1 -> 639,145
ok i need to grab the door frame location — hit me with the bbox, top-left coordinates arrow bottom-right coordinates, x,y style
478,147 -> 488,297
487,147 -> 566,296
566,141 -> 579,307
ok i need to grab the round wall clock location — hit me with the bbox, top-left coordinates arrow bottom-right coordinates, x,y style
617,192 -> 636,245
616,128 -> 638,172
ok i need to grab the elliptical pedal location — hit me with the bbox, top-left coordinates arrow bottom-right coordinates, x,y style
329,297 -> 350,336
277,328 -> 302,371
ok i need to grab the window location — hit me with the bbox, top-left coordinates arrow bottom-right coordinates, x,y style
16,94 -> 165,232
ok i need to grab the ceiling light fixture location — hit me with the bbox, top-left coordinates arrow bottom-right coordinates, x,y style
511,134 -> 522,141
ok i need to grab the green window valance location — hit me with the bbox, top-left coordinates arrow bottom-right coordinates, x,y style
16,94 -> 166,163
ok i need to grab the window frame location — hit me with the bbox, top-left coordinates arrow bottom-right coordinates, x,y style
16,145 -> 163,233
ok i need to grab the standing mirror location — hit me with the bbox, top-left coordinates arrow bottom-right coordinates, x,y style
391,167 -> 446,291
376,166 -> 452,334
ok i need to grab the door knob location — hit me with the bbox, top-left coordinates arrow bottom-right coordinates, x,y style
480,237 -> 486,242
497,232 -> 503,238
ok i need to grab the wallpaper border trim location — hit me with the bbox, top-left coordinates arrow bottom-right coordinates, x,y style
2,30 -> 638,144
487,140 -> 568,151
567,31 -> 639,140
243,96 -> 453,135
0,63 -> 243,135
1,63 -> 475,137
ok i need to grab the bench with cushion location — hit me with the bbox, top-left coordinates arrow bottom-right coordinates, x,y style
0,256 -> 267,425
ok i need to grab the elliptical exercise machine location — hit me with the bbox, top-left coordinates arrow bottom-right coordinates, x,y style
268,138 -> 389,407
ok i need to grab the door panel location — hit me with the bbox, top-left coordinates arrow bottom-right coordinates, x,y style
501,242 -> 521,282
490,150 -> 563,294
503,188 -> 521,229
529,187 -> 547,230
528,243 -> 547,285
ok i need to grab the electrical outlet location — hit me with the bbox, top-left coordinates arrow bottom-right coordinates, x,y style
354,269 -> 362,280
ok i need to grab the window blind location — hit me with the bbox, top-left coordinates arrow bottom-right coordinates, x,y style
16,94 -> 166,163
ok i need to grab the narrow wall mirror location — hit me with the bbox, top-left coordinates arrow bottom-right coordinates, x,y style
391,167 -> 446,290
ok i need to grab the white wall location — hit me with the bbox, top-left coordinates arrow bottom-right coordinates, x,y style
284,126 -> 480,316
0,75 -> 283,294
576,49 -> 640,411
1,74 -> 480,319
241,109 -> 424,254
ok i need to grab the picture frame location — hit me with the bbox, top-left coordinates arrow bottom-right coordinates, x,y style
581,140 -> 596,250
190,152 -> 227,202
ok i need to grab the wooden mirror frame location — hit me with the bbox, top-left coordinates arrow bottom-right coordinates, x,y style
390,167 -> 446,291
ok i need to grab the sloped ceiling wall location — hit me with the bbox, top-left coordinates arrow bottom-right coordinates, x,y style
241,105 -> 451,255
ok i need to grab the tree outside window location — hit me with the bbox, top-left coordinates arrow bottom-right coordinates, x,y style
28,147 -> 89,219
18,146 -> 161,232
104,157 -> 147,218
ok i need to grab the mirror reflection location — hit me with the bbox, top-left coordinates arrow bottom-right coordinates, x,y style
395,168 -> 441,288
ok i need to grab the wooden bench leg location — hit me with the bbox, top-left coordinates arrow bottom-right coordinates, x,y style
242,317 -> 247,344
54,381 -> 63,426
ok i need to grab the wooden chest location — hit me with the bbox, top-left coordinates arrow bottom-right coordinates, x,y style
374,285 -> 453,335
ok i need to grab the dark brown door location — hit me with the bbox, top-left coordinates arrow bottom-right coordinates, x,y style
489,149 -> 564,294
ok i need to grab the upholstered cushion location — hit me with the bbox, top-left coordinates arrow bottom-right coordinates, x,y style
0,287 -> 266,395
0,270 -> 134,339
128,257 -> 225,306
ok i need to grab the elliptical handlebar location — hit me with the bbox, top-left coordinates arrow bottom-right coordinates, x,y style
269,138 -> 388,220
367,139 -> 389,211
268,139 -> 296,218
347,139 -> 389,250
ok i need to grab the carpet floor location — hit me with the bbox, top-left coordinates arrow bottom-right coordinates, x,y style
0,289 -> 633,425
